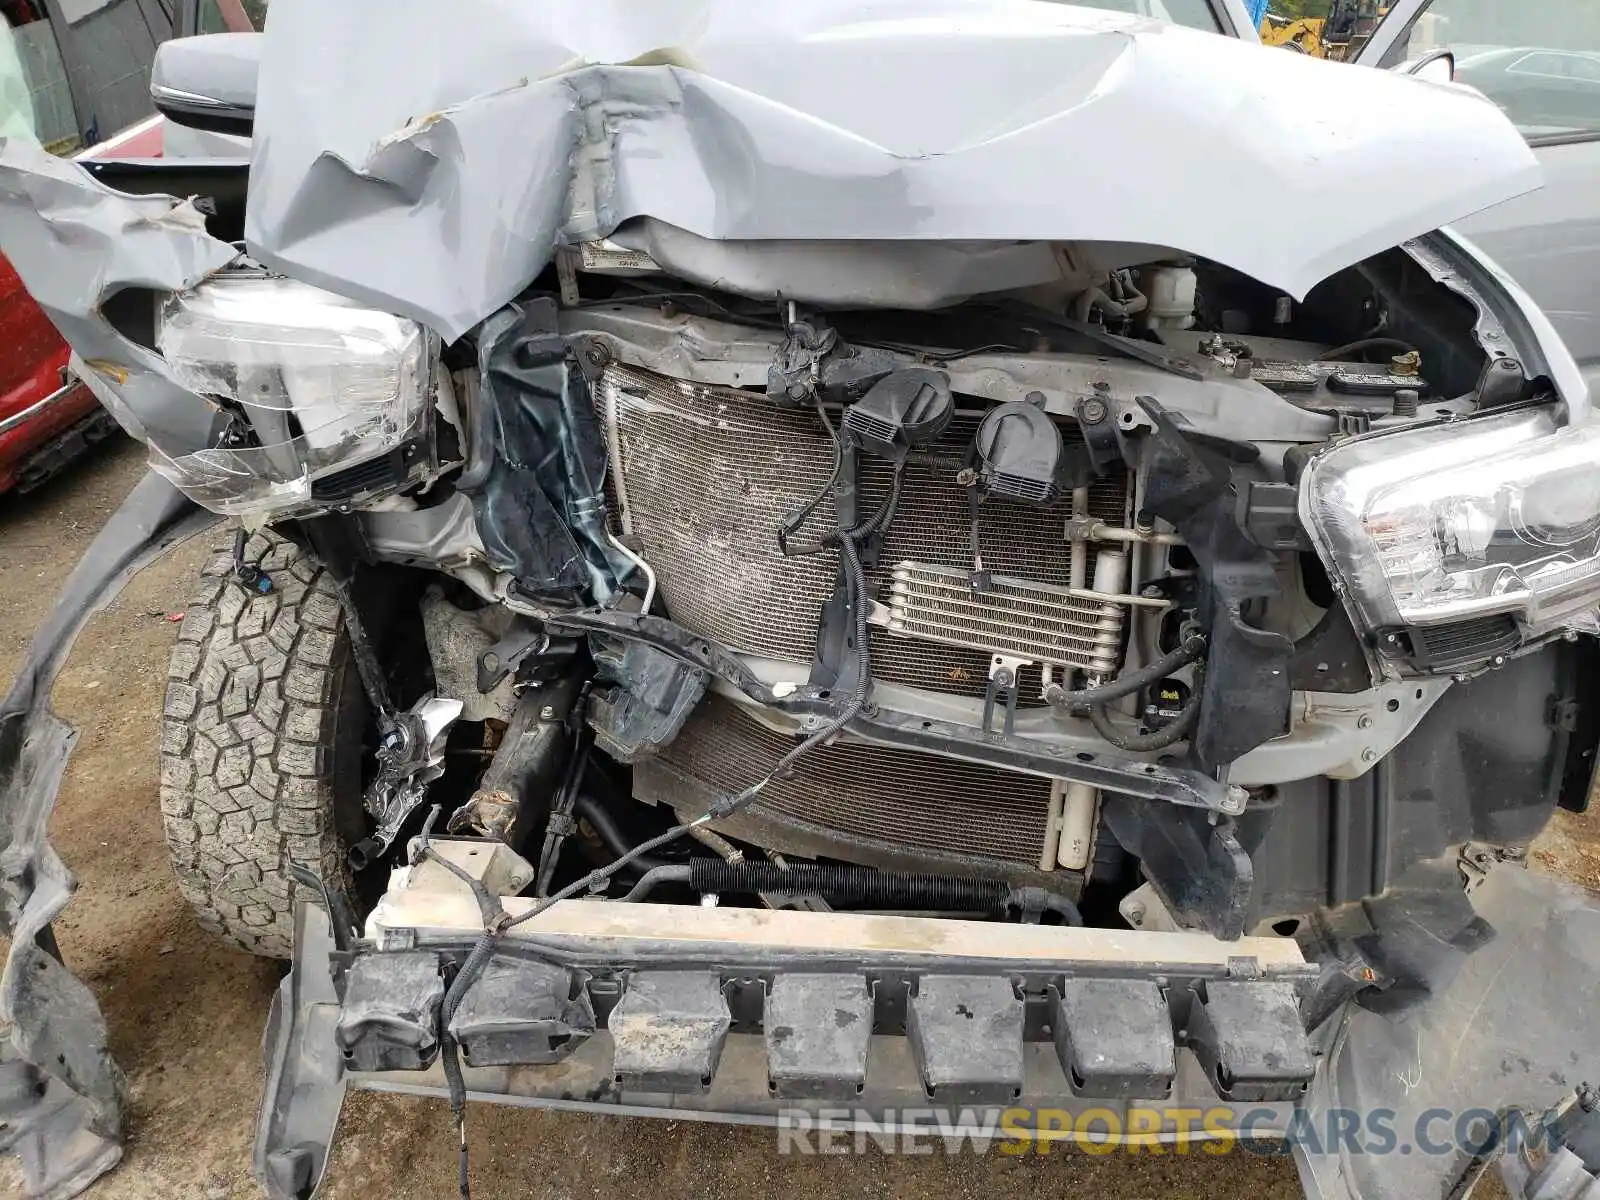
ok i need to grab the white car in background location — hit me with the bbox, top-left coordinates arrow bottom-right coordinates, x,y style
1351,0 -> 1600,389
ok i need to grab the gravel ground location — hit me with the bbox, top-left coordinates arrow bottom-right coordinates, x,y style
1,437 -> 1595,1199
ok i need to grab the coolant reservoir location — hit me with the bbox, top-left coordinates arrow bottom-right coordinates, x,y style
1144,266 -> 1197,334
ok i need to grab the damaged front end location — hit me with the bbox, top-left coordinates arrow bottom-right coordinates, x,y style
5,3 -> 1600,1198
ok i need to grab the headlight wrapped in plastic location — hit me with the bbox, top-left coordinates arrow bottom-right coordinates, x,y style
153,276 -> 430,515
1300,406 -> 1600,639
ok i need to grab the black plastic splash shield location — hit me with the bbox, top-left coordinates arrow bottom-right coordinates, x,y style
0,471 -> 217,1198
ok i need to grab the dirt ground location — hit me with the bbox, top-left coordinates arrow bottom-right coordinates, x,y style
2,438 -> 1598,1199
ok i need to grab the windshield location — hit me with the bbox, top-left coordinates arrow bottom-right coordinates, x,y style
1044,0 -> 1223,33
1379,0 -> 1600,140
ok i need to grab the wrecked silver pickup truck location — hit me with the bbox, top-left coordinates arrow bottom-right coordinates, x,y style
4,2 -> 1600,1198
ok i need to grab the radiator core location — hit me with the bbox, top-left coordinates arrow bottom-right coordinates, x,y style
600,363 -> 1129,701
635,694 -> 1055,874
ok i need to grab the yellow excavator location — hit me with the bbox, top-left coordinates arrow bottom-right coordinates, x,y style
1259,13 -> 1327,55
1259,1 -> 1387,61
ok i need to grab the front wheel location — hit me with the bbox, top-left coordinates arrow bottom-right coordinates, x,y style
158,532 -> 368,957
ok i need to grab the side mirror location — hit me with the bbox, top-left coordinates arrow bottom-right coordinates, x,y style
150,33 -> 260,136
1396,48 -> 1456,85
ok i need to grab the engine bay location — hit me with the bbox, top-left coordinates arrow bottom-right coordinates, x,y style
282,228 -> 1574,943
24,195 -> 1586,945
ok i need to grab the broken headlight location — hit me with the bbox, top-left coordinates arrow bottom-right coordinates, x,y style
153,276 -> 430,516
1300,406 -> 1600,640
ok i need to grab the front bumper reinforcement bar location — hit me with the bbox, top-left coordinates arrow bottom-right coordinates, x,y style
254,858 -> 1320,1199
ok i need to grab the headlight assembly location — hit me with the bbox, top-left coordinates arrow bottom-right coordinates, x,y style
152,276 -> 431,516
1300,406 -> 1600,641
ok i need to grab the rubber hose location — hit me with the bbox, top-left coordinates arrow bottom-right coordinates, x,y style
687,860 -> 1083,924
1088,693 -> 1201,752
622,864 -> 691,902
690,860 -> 1011,911
573,794 -> 668,874
1044,635 -> 1206,709
1005,886 -> 1085,926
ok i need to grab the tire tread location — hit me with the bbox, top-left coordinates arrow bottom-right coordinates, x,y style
159,531 -> 352,957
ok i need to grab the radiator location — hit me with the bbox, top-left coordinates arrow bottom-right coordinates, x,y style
600,363 -> 1129,702
635,694 -> 1055,875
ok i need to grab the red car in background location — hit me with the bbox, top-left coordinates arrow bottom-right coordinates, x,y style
2,0 -> 249,494
0,254 -> 108,495
0,114 -> 164,494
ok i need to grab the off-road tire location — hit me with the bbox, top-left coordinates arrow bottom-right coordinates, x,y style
159,532 -> 367,957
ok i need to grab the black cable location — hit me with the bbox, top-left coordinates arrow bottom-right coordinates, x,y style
434,555 -> 871,1181
230,525 -> 271,594
438,935 -> 494,1199
781,406 -> 907,558
753,534 -> 876,786
420,847 -> 503,929
965,479 -> 986,586
435,396 -> 895,1192
1043,635 -> 1206,709
856,464 -> 905,538
494,792 -> 769,939
1319,337 -> 1417,362
1088,691 -> 1201,752
930,342 -> 1028,363
777,397 -> 845,556
533,716 -> 594,896
487,453 -> 887,939
408,806 -> 491,1200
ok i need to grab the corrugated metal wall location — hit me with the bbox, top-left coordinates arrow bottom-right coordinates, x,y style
13,19 -> 77,147
42,0 -> 170,142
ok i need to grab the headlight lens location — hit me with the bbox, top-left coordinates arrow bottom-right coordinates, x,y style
1300,407 -> 1600,634
153,276 -> 429,515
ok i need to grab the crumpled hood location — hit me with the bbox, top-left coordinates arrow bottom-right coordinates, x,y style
245,0 -> 1543,340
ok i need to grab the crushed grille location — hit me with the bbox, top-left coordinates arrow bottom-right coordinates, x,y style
601,363 -> 1129,700
637,694 -> 1053,871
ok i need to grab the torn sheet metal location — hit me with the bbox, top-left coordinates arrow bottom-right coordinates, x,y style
1297,865 -> 1600,1200
0,472 -> 216,1199
0,137 -> 235,456
246,0 -> 1541,340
